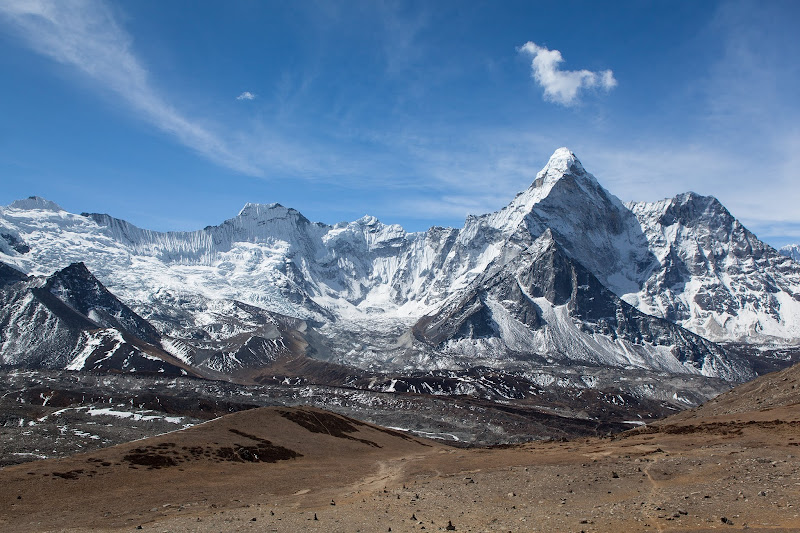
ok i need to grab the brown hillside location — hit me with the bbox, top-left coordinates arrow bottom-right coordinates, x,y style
2,365 -> 800,532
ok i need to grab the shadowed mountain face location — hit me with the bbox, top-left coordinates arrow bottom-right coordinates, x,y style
43,262 -> 162,345
0,261 -> 189,374
413,231 -> 752,382
0,262 -> 28,286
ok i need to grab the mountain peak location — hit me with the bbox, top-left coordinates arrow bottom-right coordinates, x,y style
485,148 -> 614,241
8,196 -> 64,212
660,192 -> 731,226
236,203 -> 311,224
537,147 -> 585,180
237,202 -> 283,216
55,261 -> 93,279
354,215 -> 380,226
548,146 -> 581,167
526,147 -> 601,195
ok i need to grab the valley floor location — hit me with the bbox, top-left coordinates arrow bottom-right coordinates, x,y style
1,401 -> 798,533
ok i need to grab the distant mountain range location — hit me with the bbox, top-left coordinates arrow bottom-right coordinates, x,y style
780,243 -> 800,262
3,148 -> 799,409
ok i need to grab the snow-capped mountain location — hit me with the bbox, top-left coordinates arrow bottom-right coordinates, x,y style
1,149 -> 647,324
779,243 -> 800,262
412,230 -> 751,382
1,148 -> 797,386
0,258 -> 324,380
0,262 -> 186,373
627,194 -> 800,342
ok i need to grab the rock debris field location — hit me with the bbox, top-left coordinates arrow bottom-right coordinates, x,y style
1,361 -> 800,532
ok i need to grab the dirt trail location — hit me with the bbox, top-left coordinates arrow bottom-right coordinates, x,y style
642,457 -> 665,533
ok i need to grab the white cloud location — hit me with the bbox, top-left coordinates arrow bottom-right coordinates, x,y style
236,91 -> 256,101
519,42 -> 616,106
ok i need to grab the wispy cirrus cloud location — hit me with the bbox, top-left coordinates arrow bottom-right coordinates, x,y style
0,0 -> 260,175
518,42 -> 616,106
581,2 -> 800,247
0,0 -> 442,187
579,133 -> 800,248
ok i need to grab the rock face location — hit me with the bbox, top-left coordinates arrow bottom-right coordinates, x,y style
156,297 -> 314,378
0,262 -> 185,373
0,149 -> 796,386
45,262 -> 162,346
412,231 -> 751,382
0,260 -> 317,380
627,193 -> 800,342
0,262 -> 28,286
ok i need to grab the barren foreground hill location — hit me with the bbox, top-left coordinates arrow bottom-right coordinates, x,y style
1,364 -> 800,533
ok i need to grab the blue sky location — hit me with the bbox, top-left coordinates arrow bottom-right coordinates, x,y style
1,1 -> 799,246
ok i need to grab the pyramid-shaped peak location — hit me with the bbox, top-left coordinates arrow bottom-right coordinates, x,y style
536,148 -> 587,182
549,147 -> 582,167
54,261 -> 93,278
519,148 -> 603,197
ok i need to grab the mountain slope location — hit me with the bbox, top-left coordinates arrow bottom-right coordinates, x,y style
2,375 -> 798,533
0,262 -> 190,374
0,259 -> 342,382
667,353 -> 800,420
413,230 -> 752,381
627,193 -> 800,342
